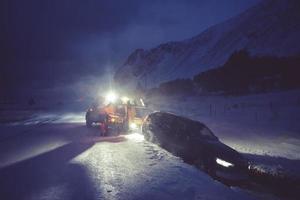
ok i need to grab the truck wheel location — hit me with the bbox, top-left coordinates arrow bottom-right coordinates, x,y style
100,122 -> 108,136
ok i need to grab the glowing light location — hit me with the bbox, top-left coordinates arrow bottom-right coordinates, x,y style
121,96 -> 130,103
140,98 -> 145,106
216,158 -> 234,167
125,133 -> 144,142
105,91 -> 117,103
129,122 -> 138,130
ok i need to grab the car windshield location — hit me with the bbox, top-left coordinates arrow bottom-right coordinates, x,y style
197,125 -> 217,140
160,113 -> 218,140
186,120 -> 217,140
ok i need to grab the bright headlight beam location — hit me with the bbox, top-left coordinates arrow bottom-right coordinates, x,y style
121,96 -> 130,103
105,92 -> 117,103
129,123 -> 138,130
216,158 -> 234,167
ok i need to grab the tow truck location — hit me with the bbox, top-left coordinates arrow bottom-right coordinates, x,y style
85,91 -> 146,135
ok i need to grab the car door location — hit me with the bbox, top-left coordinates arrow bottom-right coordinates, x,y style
164,116 -> 190,158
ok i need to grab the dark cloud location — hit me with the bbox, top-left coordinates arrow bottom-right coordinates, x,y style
1,0 -> 140,60
0,0 -> 260,94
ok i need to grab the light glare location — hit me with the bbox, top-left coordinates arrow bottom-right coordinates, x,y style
216,158 -> 234,167
105,92 -> 117,103
121,96 -> 130,103
125,133 -> 144,142
129,123 -> 138,130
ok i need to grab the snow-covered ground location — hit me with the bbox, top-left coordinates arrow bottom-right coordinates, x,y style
0,112 -> 276,200
1,90 -> 300,199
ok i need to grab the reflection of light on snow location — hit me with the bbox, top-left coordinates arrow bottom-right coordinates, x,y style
125,133 -> 144,142
0,140 -> 70,168
10,112 -> 85,125
22,114 -> 58,125
54,113 -> 85,123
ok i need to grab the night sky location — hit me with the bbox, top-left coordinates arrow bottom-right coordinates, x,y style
0,0 -> 260,95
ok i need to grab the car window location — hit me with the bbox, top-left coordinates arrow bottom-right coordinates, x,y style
194,124 -> 217,140
148,113 -> 173,134
173,115 -> 217,141
148,112 -> 217,141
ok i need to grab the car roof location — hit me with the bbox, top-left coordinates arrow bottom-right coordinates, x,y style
148,111 -> 218,140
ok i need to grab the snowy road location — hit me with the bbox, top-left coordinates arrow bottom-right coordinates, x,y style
0,112 -> 275,200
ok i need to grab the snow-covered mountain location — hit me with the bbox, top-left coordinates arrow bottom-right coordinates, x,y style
114,0 -> 300,88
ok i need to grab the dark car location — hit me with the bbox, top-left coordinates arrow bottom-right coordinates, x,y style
142,111 -> 249,181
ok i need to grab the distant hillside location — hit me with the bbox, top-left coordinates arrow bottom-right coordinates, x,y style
115,0 -> 300,89
194,50 -> 300,94
148,50 -> 300,96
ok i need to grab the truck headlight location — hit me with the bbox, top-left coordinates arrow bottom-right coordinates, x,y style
105,91 -> 117,103
129,123 -> 138,130
121,96 -> 130,104
216,158 -> 234,167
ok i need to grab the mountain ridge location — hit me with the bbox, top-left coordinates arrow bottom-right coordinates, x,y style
114,0 -> 300,88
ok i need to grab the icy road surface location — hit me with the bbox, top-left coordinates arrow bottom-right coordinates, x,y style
0,112 -> 271,200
